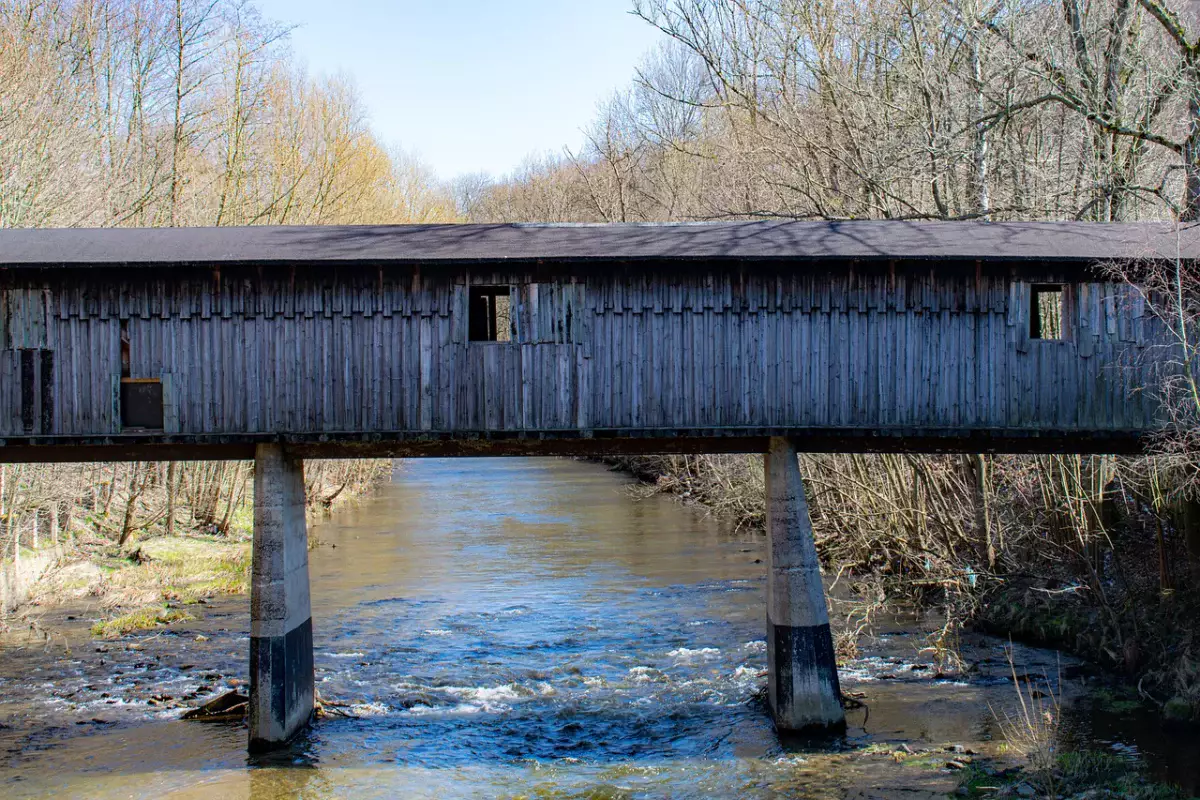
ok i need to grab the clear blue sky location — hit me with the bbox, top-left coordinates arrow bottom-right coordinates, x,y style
254,0 -> 664,182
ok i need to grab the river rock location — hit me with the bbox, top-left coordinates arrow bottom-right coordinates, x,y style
181,690 -> 248,722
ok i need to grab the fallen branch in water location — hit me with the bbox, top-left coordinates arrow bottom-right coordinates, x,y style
181,690 -> 247,722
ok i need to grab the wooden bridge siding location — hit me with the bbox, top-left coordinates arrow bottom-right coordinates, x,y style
0,265 -> 1164,438
0,313 -> 124,436
582,272 -> 1159,432
0,270 -> 587,436
51,316 -> 582,435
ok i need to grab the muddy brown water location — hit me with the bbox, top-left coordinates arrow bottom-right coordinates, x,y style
0,458 -> 1196,798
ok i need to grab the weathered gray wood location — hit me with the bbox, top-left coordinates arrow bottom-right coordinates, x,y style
0,264 -> 1175,450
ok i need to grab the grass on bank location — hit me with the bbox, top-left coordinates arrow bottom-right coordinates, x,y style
956,750 -> 1189,799
65,535 -> 251,638
136,536 -> 251,599
53,513 -> 347,639
91,606 -> 195,638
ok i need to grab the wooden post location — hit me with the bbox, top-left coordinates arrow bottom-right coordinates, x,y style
764,437 -> 845,733
249,444 -> 314,752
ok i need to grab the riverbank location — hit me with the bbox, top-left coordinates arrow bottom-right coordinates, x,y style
0,459 -> 391,638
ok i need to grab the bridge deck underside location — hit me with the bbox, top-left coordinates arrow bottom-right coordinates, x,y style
0,426 -> 1149,462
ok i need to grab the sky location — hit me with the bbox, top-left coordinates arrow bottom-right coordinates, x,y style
253,0 -> 665,182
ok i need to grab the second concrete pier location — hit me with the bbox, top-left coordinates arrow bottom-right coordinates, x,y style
764,437 -> 845,733
248,443 -> 315,752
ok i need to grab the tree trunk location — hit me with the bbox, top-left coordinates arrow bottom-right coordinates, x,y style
170,0 -> 186,227
166,461 -> 177,537
117,465 -> 144,548
1182,495 -> 1200,584
967,454 -> 994,569
970,21 -> 990,217
1179,3 -> 1200,220
1184,67 -> 1200,221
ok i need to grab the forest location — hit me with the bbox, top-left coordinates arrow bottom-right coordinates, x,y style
4,0 -> 1200,720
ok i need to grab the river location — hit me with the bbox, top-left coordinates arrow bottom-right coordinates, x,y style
0,458 -> 1196,798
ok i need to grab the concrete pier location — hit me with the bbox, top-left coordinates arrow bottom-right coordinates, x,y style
248,444 -> 314,752
764,437 -> 845,733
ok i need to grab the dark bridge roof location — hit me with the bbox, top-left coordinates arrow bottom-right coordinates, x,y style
0,220 -> 1195,267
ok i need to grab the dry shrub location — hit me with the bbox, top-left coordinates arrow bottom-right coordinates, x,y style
994,656 -> 1061,774
616,454 -> 766,526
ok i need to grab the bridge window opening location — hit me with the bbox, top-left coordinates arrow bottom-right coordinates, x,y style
469,286 -> 512,342
117,319 -> 163,430
1031,285 -> 1065,340
120,379 -> 164,430
119,319 -> 131,378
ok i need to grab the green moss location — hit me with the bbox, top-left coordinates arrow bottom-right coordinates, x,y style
91,606 -> 195,638
955,763 -> 1016,797
1163,696 -> 1194,722
1091,687 -> 1143,714
900,752 -> 953,770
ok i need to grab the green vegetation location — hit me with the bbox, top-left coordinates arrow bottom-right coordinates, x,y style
1087,687 -> 1144,715
139,537 -> 252,601
91,606 -> 195,639
957,751 -> 1189,800
956,763 -> 1004,796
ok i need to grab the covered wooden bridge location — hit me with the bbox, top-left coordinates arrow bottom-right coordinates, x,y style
0,220 -> 1194,751
0,220 -> 1190,459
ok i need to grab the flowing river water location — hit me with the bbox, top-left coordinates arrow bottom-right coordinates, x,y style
0,458 -> 1197,798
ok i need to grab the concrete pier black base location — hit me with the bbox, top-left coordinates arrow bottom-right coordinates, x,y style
248,444 -> 314,752
765,437 -> 845,733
